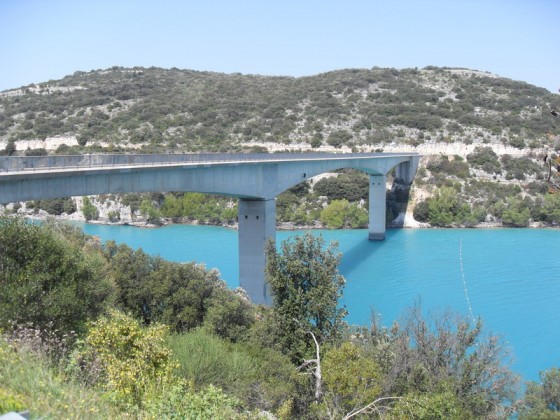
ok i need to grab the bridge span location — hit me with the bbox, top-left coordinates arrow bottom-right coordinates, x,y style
0,152 -> 420,304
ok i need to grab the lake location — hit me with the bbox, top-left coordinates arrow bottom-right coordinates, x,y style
78,222 -> 560,383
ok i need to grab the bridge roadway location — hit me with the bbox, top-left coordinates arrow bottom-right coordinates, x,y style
0,152 -> 420,304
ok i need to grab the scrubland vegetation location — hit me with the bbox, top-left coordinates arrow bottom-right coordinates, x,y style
1,217 -> 559,418
2,66 -> 560,416
1,66 -> 559,153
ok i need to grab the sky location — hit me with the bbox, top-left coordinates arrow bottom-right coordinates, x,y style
0,0 -> 558,93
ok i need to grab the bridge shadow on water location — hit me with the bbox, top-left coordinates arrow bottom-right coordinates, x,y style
338,229 -> 400,277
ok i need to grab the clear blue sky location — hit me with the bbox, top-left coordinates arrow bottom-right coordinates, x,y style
1,0 -> 558,92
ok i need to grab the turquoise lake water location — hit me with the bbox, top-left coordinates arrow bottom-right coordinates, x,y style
78,223 -> 560,383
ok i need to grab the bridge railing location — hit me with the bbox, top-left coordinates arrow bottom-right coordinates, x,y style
0,152 -> 415,173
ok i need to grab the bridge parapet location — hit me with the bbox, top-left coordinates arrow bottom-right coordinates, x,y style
0,152 -> 416,173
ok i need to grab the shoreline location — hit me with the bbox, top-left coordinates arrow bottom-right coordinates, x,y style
19,212 -> 557,231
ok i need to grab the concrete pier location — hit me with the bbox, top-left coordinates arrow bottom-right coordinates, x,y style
238,198 -> 276,305
368,174 -> 387,240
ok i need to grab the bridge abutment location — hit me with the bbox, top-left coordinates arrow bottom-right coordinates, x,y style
368,174 -> 387,240
238,198 -> 276,305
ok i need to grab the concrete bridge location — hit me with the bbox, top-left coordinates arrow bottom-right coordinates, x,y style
0,152 -> 419,304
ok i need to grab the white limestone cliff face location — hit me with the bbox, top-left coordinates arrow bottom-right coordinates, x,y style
75,196 -> 141,225
0,136 -> 80,151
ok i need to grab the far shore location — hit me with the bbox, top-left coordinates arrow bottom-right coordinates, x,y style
17,212 -> 557,231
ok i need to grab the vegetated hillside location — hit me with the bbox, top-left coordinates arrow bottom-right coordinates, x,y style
1,66 -> 559,153
1,66 -> 559,228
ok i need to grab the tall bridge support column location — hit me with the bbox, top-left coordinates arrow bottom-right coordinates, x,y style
368,174 -> 387,240
395,158 -> 420,184
238,198 -> 276,305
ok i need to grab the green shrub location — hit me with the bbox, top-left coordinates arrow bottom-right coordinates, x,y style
389,390 -> 473,420
427,187 -> 458,226
167,329 -> 258,392
160,192 -> 238,225
139,199 -> 163,225
320,199 -> 368,228
107,210 -> 120,222
31,197 -> 76,215
501,155 -> 542,180
427,155 -> 470,179
320,342 -> 382,416
467,146 -> 502,174
203,287 -> 254,342
2,139 -> 16,156
69,310 -> 178,408
167,328 -> 298,412
520,367 -> 560,419
0,387 -> 26,414
143,384 -> 243,419
24,147 -> 48,156
538,194 -> 560,224
0,217 -> 113,335
105,242 -> 252,334
81,196 -> 99,221
313,171 -> 369,202
413,200 -> 430,222
501,198 -> 530,227
327,130 -> 352,148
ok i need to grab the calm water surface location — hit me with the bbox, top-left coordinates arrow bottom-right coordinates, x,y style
79,223 -> 560,382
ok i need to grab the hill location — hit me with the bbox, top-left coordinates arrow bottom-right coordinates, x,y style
1,66 -> 560,228
1,66 -> 558,154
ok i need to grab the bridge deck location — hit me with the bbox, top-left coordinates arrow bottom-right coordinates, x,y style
0,152 -> 418,174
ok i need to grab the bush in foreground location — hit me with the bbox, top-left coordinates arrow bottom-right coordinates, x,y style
0,334 -> 118,418
0,217 -> 114,335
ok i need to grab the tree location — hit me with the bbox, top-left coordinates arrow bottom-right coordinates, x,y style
520,367 -> 560,419
320,342 -> 383,416
359,304 -> 519,418
543,107 -> 560,193
313,171 -> 369,202
0,217 -> 113,335
161,194 -> 183,219
320,199 -> 368,229
265,232 -> 348,363
203,286 -> 255,342
501,198 -> 530,227
327,130 -> 352,148
467,146 -> 501,174
320,199 -> 348,228
426,186 -> 473,227
24,147 -> 47,156
104,242 -> 253,335
3,139 -> 16,156
32,197 -> 76,215
81,196 -> 99,221
140,199 -> 162,225
413,200 -> 430,222
539,193 -> 560,224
